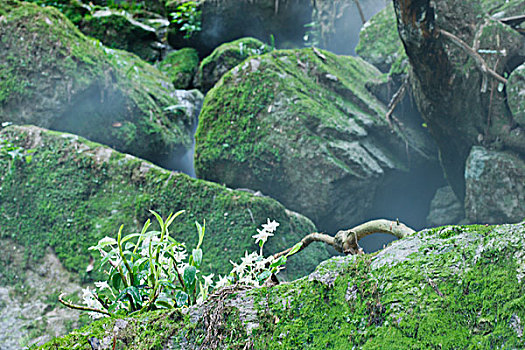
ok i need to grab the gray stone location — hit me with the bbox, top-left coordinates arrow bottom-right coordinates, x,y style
465,146 -> 525,223
426,186 -> 465,227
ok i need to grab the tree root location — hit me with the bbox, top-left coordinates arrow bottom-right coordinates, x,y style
273,219 -> 415,259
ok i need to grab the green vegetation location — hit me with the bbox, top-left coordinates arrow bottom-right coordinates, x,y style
158,48 -> 200,89
0,1 -> 192,162
0,125 -> 329,281
170,0 -> 201,39
37,222 -> 525,349
195,37 -> 271,92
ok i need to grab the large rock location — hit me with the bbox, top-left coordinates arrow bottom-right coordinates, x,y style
0,125 -> 329,279
355,2 -> 406,73
392,0 -> 525,200
194,37 -> 270,92
465,146 -> 525,223
0,1 -> 193,165
426,186 -> 465,227
507,63 -> 525,127
195,48 -> 441,232
158,48 -> 200,89
79,9 -> 162,62
41,222 -> 525,348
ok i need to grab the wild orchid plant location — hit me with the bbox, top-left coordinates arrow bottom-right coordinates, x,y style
60,213 -> 299,318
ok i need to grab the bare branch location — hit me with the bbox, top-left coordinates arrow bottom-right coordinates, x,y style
273,219 -> 416,259
438,28 -> 507,85
58,293 -> 110,316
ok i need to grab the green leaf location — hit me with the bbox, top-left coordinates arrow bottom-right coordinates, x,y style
111,272 -> 122,290
183,265 -> 197,288
175,290 -> 189,307
192,249 -> 202,268
285,242 -> 303,257
257,270 -> 271,282
270,256 -> 286,268
91,236 -> 117,249
155,299 -> 174,309
195,220 -> 205,250
117,286 -> 142,310
165,210 -> 185,229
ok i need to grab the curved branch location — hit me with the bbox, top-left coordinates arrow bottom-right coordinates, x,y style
273,219 -> 416,259
272,232 -> 334,260
58,293 -> 110,316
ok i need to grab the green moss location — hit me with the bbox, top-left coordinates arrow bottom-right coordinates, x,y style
39,223 -> 525,348
0,2 -> 192,163
80,11 -> 159,62
355,3 -> 407,73
195,37 -> 271,92
0,125 -> 328,280
158,48 -> 199,89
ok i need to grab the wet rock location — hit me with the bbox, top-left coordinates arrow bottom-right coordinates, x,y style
194,37 -> 270,93
167,0 -> 312,57
507,63 -> 525,127
159,48 -> 200,89
426,186 -> 465,227
80,9 -> 162,62
465,146 -> 525,223
0,1 -> 193,165
0,125 -> 329,280
42,222 -> 525,348
195,48 -> 440,232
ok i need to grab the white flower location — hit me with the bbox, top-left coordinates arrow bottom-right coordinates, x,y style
203,273 -> 215,288
82,287 -> 106,319
94,281 -> 111,291
252,219 -> 279,245
172,248 -> 187,263
230,260 -> 246,277
241,251 -> 259,267
262,218 -> 279,233
215,275 -> 230,289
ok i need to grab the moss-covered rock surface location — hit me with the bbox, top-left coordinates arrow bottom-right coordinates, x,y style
159,48 -> 200,89
0,1 -> 193,164
0,125 -> 329,279
355,2 -> 407,74
79,9 -> 161,62
39,222 -> 525,349
194,37 -> 270,92
195,48 -> 438,232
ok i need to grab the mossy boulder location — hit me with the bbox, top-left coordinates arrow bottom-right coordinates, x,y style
0,125 -> 329,280
158,48 -> 200,89
195,48 -> 440,232
0,1 -> 193,165
79,9 -> 161,62
465,146 -> 525,223
194,37 -> 271,92
40,222 -> 525,348
355,2 -> 407,74
508,62 -> 525,127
